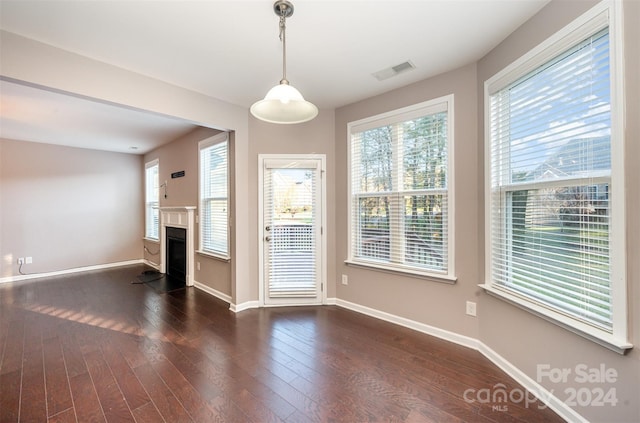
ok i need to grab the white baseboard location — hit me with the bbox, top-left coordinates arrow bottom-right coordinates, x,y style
478,342 -> 587,423
193,281 -> 232,304
230,300 -> 260,313
335,298 -> 479,350
0,259 -> 145,284
144,260 -> 159,270
333,298 -> 584,423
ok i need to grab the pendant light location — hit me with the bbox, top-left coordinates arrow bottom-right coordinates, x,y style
250,0 -> 318,124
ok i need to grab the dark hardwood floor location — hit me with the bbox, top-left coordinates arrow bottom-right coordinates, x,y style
0,265 -> 564,422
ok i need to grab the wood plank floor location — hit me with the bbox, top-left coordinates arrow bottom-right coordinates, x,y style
0,265 -> 564,422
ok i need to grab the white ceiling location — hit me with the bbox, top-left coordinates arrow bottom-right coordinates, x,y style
0,0 -> 549,154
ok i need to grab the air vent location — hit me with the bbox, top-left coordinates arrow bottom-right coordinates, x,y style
372,61 -> 416,81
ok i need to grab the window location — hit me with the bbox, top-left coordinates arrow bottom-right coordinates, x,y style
347,96 -> 454,279
199,133 -> 229,258
484,3 -> 629,352
144,159 -> 159,240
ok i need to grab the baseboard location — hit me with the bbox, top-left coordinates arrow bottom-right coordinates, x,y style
334,298 -> 584,422
230,300 -> 260,313
478,342 -> 587,423
144,260 -> 160,270
193,281 -> 232,304
0,259 -> 145,284
335,298 -> 479,350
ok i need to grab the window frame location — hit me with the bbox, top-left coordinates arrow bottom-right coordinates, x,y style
198,133 -> 229,260
482,0 -> 630,353
346,95 -> 456,282
144,159 -> 159,241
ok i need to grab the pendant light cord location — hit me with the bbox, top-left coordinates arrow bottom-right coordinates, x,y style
279,13 -> 288,84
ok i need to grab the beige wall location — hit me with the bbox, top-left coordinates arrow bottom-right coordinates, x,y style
335,63 -> 480,339
142,127 -> 232,296
0,138 -> 143,278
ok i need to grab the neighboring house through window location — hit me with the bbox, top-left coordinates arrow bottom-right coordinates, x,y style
145,159 -> 159,240
199,133 -> 229,258
347,95 -> 455,280
483,2 -> 629,352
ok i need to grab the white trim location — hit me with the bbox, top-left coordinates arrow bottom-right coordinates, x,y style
344,259 -> 457,283
159,206 -> 196,287
230,300 -> 260,313
333,298 -> 587,423
195,250 -> 230,262
607,0 -> 627,345
0,259 -> 145,284
334,298 -> 478,350
480,283 -> 632,354
193,281 -> 232,304
144,259 -> 160,270
477,343 -> 589,423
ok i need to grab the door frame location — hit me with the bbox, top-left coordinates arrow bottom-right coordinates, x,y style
258,154 -> 327,307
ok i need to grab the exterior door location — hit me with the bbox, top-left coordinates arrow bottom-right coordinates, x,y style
259,155 -> 325,305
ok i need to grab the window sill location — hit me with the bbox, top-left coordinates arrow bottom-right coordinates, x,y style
143,237 -> 159,243
344,259 -> 456,284
196,250 -> 230,263
479,283 -> 632,355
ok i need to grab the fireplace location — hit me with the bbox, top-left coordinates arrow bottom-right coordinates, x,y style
166,227 -> 186,283
159,206 -> 196,286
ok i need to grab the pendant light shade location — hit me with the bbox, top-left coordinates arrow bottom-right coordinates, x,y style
250,0 -> 318,124
250,82 -> 318,124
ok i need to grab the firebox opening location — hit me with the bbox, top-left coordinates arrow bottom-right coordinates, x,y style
166,226 -> 186,284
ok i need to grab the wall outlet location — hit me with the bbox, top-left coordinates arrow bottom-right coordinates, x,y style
197,261 -> 201,271
26,257 -> 33,264
17,257 -> 24,265
341,274 -> 348,285
466,301 -> 477,317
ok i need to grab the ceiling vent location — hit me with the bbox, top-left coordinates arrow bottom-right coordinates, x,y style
372,61 -> 416,81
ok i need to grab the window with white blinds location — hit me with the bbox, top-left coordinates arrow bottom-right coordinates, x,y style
144,160 -> 159,240
485,4 -> 628,350
348,96 -> 454,278
199,133 -> 228,258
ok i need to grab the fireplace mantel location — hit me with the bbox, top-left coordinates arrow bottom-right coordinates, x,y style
159,206 -> 196,286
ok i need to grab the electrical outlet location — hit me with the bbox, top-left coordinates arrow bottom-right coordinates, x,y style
17,257 -> 24,265
466,301 -> 477,317
197,261 -> 201,271
341,274 -> 348,285
26,257 -> 33,264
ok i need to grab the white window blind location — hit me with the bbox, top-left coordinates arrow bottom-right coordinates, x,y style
199,134 -> 228,257
488,25 -> 617,331
348,97 -> 453,277
264,162 -> 319,298
145,160 -> 159,240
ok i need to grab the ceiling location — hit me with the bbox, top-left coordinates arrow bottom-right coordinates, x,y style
0,0 -> 549,154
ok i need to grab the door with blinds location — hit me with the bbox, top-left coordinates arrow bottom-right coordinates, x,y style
259,155 -> 325,305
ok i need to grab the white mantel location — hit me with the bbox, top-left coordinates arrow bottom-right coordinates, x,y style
159,206 -> 196,286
